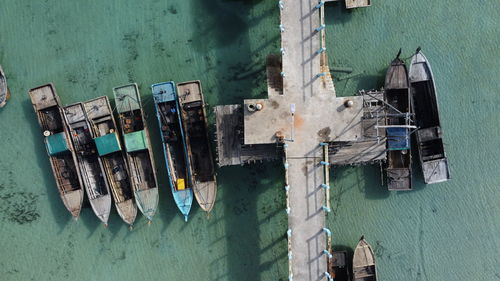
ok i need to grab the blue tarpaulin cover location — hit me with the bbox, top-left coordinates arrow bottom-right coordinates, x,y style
45,132 -> 69,156
387,127 -> 410,150
94,133 -> 121,156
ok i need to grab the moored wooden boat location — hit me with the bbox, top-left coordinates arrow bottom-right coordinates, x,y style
409,48 -> 450,184
345,0 -> 371,9
384,52 -> 413,190
353,236 -> 377,281
114,83 -> 159,221
83,96 -> 137,226
328,251 -> 351,281
152,81 -> 193,221
63,103 -> 112,225
0,65 -> 10,108
28,84 -> 84,217
177,80 -> 217,214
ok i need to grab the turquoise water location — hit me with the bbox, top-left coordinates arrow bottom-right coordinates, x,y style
0,0 -> 498,280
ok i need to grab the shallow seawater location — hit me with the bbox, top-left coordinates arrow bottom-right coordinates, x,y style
0,0 -> 498,280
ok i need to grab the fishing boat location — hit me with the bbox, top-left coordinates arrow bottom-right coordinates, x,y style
63,103 -> 112,225
328,251 -> 350,281
345,0 -> 371,9
83,96 -> 137,226
28,84 -> 84,217
409,48 -> 450,184
113,83 -> 159,221
353,236 -> 377,281
0,65 -> 10,108
384,51 -> 414,190
177,81 -> 217,214
152,81 -> 193,221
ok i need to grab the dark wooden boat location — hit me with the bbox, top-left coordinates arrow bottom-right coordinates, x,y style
83,96 -> 137,226
0,65 -> 10,108
114,83 -> 159,221
384,52 -> 413,191
152,81 -> 193,221
63,103 -> 112,225
353,236 -> 377,281
177,80 -> 217,214
28,84 -> 84,217
328,251 -> 351,281
409,49 -> 450,184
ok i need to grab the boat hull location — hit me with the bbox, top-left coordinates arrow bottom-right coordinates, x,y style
114,83 -> 159,221
63,103 -> 112,224
384,56 -> 413,191
29,84 -> 84,217
177,80 -> 217,213
83,96 -> 137,225
353,237 -> 377,281
152,81 -> 193,221
0,65 -> 9,108
409,51 -> 450,184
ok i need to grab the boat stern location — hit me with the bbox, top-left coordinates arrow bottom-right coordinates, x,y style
193,180 -> 217,213
173,188 -> 193,221
61,189 -> 84,218
134,187 -> 159,221
90,194 -> 112,225
422,158 -> 450,184
115,199 -> 137,226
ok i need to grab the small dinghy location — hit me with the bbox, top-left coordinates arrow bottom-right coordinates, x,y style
152,81 -> 193,221
409,48 -> 450,184
84,96 -> 137,226
29,84 -> 84,217
0,65 -> 10,108
114,83 -> 159,221
63,103 -> 112,225
353,236 -> 377,281
384,51 -> 414,190
177,80 -> 217,214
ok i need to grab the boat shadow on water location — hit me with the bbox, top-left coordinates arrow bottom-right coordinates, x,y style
22,99 -> 73,232
140,93 -> 181,232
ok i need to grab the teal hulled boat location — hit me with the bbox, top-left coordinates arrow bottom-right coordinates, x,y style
114,84 -> 159,221
152,81 -> 193,221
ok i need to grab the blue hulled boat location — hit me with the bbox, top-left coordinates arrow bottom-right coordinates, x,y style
152,82 -> 193,221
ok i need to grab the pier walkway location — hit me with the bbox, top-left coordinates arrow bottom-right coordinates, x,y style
215,1 -> 378,280
243,1 -> 362,280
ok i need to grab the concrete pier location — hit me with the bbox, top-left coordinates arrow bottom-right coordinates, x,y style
214,1 -> 381,280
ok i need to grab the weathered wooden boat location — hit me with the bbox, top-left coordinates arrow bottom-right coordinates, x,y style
409,48 -> 450,184
83,96 -> 137,226
0,65 -> 10,108
63,103 -> 112,225
328,251 -> 351,281
28,84 -> 84,217
177,80 -> 217,213
353,236 -> 377,281
384,52 -> 413,191
114,83 -> 159,221
152,81 -> 193,221
345,0 -> 371,9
